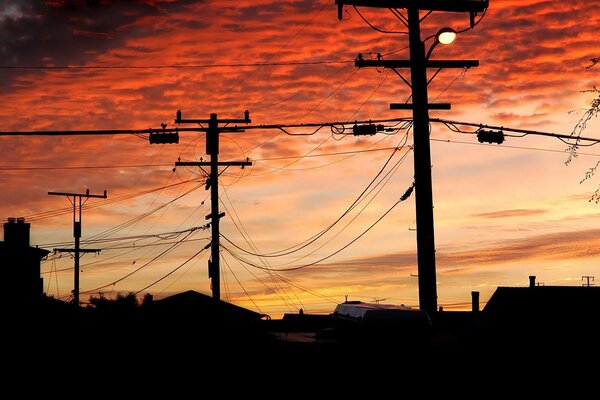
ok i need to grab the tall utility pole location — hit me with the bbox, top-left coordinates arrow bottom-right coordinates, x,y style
48,189 -> 107,307
336,0 -> 487,316
175,111 -> 252,301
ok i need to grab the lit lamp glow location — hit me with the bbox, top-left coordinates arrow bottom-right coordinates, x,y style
425,27 -> 457,60
437,28 -> 457,45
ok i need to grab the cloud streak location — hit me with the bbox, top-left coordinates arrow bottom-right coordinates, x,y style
473,209 -> 547,219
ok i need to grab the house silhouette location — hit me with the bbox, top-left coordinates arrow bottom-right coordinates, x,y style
0,217 -> 49,308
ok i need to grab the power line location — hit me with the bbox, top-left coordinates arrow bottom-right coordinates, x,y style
0,60 -> 354,70
219,184 -> 299,311
293,68 -> 361,123
204,0 -> 332,109
271,146 -> 412,267
0,146 -> 407,171
352,5 -> 409,34
433,118 -> 600,144
223,181 -> 414,272
255,144 -> 402,161
222,141 -> 409,258
0,163 -> 172,171
20,178 -> 202,221
38,225 -> 208,248
133,247 -> 208,295
431,137 -> 600,157
86,237 -> 210,251
80,229 -> 199,294
222,254 -> 263,314
251,137 -> 395,174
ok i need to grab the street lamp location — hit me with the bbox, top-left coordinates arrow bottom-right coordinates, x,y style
426,27 -> 457,60
336,1 -> 485,317
437,27 -> 457,44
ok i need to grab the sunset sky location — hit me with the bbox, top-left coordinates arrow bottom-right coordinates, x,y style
1,0 -> 599,317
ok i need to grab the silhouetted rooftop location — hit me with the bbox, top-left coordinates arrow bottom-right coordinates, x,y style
484,285 -> 600,323
148,290 -> 263,322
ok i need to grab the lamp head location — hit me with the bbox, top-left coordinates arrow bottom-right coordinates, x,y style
436,28 -> 457,45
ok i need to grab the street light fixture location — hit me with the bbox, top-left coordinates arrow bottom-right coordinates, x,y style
437,27 -> 457,45
426,27 -> 457,60
336,0 -> 486,317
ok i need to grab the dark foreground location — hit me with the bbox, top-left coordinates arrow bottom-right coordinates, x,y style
6,298 -> 599,394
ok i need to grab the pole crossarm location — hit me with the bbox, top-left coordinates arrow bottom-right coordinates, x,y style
48,190 -> 107,199
53,248 -> 101,253
356,59 -> 479,69
391,103 -> 451,110
175,109 -> 251,125
336,0 -> 488,13
176,161 -> 252,167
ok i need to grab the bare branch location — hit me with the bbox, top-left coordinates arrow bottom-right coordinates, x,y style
567,88 -> 600,165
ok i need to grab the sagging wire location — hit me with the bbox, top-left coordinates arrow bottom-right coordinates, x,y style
353,6 -> 409,34
277,125 -> 327,136
222,179 -> 414,272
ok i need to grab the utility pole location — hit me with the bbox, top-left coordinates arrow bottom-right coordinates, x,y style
336,0 -> 487,316
582,276 -> 595,287
174,111 -> 252,301
48,189 -> 107,307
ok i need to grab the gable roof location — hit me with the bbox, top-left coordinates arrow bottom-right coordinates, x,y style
149,290 -> 262,322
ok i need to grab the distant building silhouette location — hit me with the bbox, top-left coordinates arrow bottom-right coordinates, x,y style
483,275 -> 600,344
0,217 -> 49,306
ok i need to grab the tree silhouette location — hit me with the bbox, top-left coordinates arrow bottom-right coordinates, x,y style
88,292 -> 139,313
141,293 -> 154,307
567,58 -> 600,201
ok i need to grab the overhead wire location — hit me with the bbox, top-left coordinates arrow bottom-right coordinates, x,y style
222,261 -> 231,302
223,142 -> 412,271
218,181 -> 299,311
0,163 -> 172,171
39,226 -> 207,248
153,258 -> 199,297
353,6 -> 409,34
222,135 -> 409,258
223,180 -> 413,272
133,246 -> 208,295
346,69 -> 393,122
84,181 -> 204,242
204,0 -> 332,110
222,254 -> 263,314
235,21 -> 408,154
80,228 -> 199,294
269,145 -> 412,267
293,68 -> 361,123
430,67 -> 468,103
431,137 -> 600,156
253,135 -> 393,173
23,178 -> 203,222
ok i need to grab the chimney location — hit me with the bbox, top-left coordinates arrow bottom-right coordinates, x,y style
529,275 -> 536,288
4,217 -> 30,248
471,291 -> 480,313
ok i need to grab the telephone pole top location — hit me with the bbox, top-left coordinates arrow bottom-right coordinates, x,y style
174,111 -> 252,301
48,189 -> 107,307
336,0 -> 487,316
